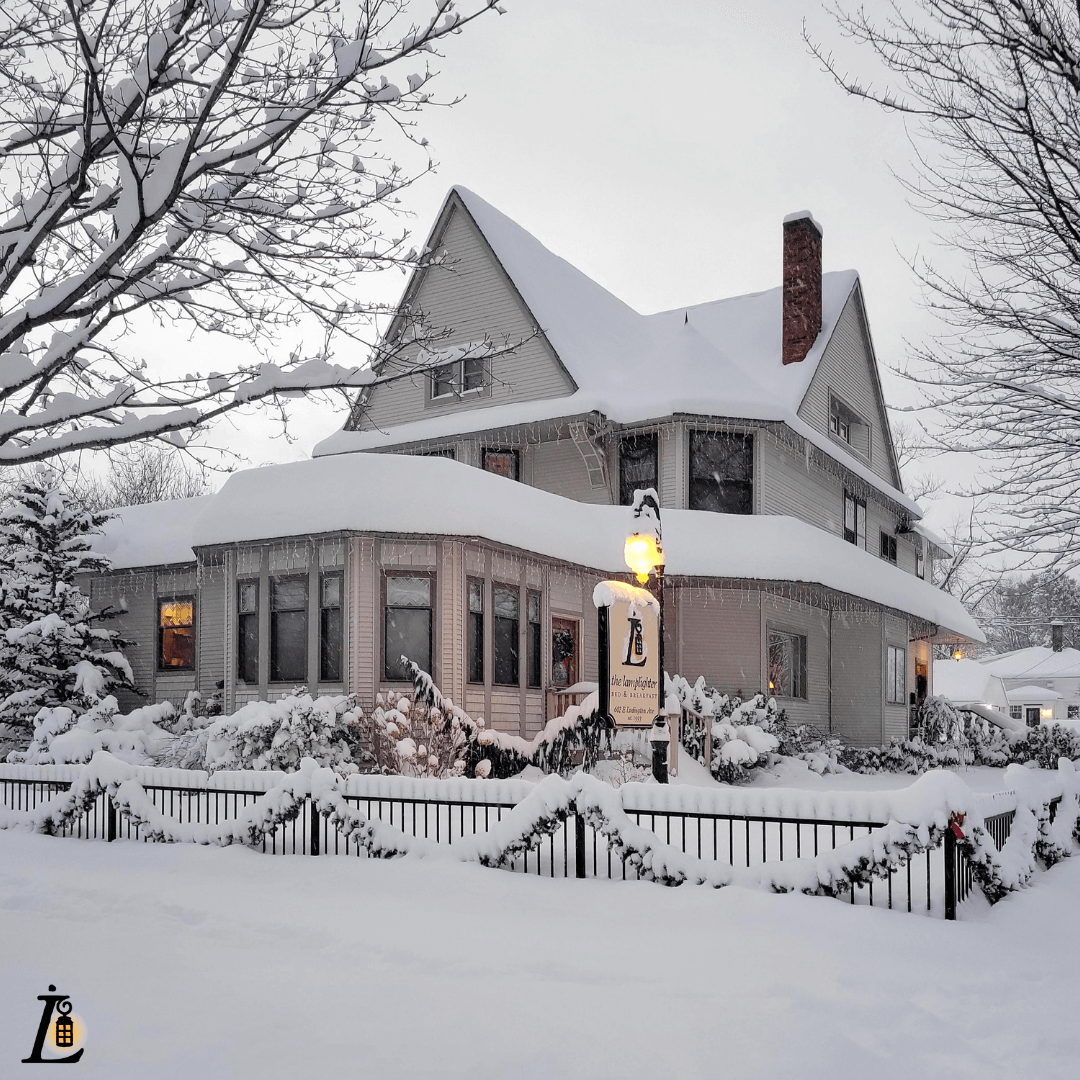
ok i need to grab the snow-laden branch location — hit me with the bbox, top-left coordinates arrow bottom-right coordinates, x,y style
0,0 -> 507,459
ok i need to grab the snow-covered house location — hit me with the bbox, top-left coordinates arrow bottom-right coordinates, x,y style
976,646 -> 1080,726
89,188 -> 981,747
932,658 -> 1009,714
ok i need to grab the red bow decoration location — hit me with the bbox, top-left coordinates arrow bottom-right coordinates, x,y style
949,811 -> 966,840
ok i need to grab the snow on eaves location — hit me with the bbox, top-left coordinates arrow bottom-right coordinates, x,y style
94,496 -> 210,569
313,186 -> 919,517
188,454 -> 980,640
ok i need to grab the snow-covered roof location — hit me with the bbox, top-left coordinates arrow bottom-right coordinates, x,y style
314,187 -> 919,519
95,496 -> 209,569
185,454 -> 979,640
932,659 -> 1008,708
913,521 -> 953,558
1006,684 -> 1062,703
979,646 -> 1080,680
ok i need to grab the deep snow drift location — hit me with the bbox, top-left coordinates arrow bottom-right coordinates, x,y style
1,828 -> 1077,1079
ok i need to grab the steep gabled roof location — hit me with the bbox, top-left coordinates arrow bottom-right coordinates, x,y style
316,186 -> 919,517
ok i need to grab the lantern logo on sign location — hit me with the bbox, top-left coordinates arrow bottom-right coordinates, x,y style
622,602 -> 649,668
21,985 -> 85,1064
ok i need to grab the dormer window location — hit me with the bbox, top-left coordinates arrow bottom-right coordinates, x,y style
829,395 -> 871,458
431,357 -> 485,399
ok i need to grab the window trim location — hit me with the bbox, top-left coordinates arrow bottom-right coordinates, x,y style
269,573 -> 309,685
618,432 -> 659,507
886,643 -> 907,705
492,581 -> 521,687
467,577 -> 485,685
381,570 -> 435,684
829,393 -> 872,460
318,570 -> 344,684
880,531 -> 898,565
482,448 -> 519,482
428,357 -> 487,402
767,626 -> 808,700
688,429 -> 755,515
237,577 -> 260,685
843,490 -> 867,548
157,595 -> 196,672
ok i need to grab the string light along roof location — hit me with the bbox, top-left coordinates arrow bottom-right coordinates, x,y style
105,453 -> 981,639
314,186 -> 920,519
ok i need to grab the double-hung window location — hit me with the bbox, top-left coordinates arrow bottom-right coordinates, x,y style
159,598 -> 195,670
237,580 -> 259,684
844,491 -> 866,548
467,580 -> 484,684
493,585 -> 519,686
271,576 -> 308,683
619,434 -> 659,507
431,357 -> 485,399
384,575 -> 432,681
527,592 -> 542,689
886,645 -> 907,704
689,431 -> 753,514
880,532 -> 898,564
768,629 -> 807,699
319,573 -> 343,682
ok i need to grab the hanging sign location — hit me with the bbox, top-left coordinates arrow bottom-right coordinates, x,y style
594,580 -> 661,728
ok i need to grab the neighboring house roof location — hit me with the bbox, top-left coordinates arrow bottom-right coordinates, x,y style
979,646 -> 1080,680
932,658 -> 1009,709
314,187 -> 921,519
1006,685 -> 1063,703
181,453 -> 979,640
95,497 -> 211,569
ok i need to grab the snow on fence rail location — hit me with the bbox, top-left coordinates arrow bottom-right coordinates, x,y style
2,756 -> 1077,920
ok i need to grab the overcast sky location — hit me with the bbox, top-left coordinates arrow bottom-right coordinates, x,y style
215,0 -> 973,535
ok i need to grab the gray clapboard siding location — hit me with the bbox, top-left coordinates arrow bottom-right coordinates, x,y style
529,439 -> 612,504
799,289 -> 900,489
674,587 -> 763,696
91,572 -> 155,711
760,594 -> 830,728
758,433 -> 844,532
358,204 -> 575,433
831,610 -> 884,746
198,556 -> 227,697
351,538 -> 377,705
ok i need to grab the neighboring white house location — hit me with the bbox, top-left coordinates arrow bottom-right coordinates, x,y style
932,658 -> 1009,713
977,646 -> 1080,726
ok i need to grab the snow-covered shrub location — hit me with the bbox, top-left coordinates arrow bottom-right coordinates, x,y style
203,693 -> 361,773
1005,723 -> 1080,770
0,472 -> 135,745
917,695 -> 965,746
8,696 -> 175,766
361,691 -> 469,778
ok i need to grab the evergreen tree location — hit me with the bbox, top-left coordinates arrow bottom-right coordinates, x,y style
0,469 -> 133,743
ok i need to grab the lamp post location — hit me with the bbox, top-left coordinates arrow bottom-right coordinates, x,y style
624,490 -> 668,783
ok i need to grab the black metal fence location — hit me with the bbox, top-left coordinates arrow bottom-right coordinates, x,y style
3,771 -> 1034,919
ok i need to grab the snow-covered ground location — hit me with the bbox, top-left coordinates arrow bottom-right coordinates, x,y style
1,828 -> 1077,1079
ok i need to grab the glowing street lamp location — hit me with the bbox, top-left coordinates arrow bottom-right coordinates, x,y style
624,531 -> 664,584
952,647 -> 963,662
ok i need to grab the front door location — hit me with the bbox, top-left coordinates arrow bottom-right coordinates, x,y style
551,618 -> 578,688
1025,706 -> 1041,728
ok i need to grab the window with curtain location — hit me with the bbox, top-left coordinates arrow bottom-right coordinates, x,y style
159,597 -> 195,670
688,431 -> 753,514
384,575 -> 432,681
319,573 -> 343,682
619,434 -> 658,506
237,580 -> 259,684
467,579 -> 484,684
493,585 -> 519,686
271,576 -> 308,683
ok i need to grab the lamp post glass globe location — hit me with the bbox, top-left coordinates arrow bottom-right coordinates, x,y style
624,533 -> 663,583
952,648 -> 963,662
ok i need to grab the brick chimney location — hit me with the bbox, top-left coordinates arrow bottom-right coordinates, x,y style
782,211 -> 823,365
1051,619 -> 1064,652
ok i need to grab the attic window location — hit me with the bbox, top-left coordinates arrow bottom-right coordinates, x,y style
431,357 -> 485,399
829,395 -> 870,458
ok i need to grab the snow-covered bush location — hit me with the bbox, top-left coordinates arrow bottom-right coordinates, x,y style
361,691 -> 470,778
917,695 -> 965,747
0,472 -> 135,745
203,693 -> 361,773
8,696 -> 175,766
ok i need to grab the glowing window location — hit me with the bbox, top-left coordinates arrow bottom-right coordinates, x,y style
159,598 -> 195,670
